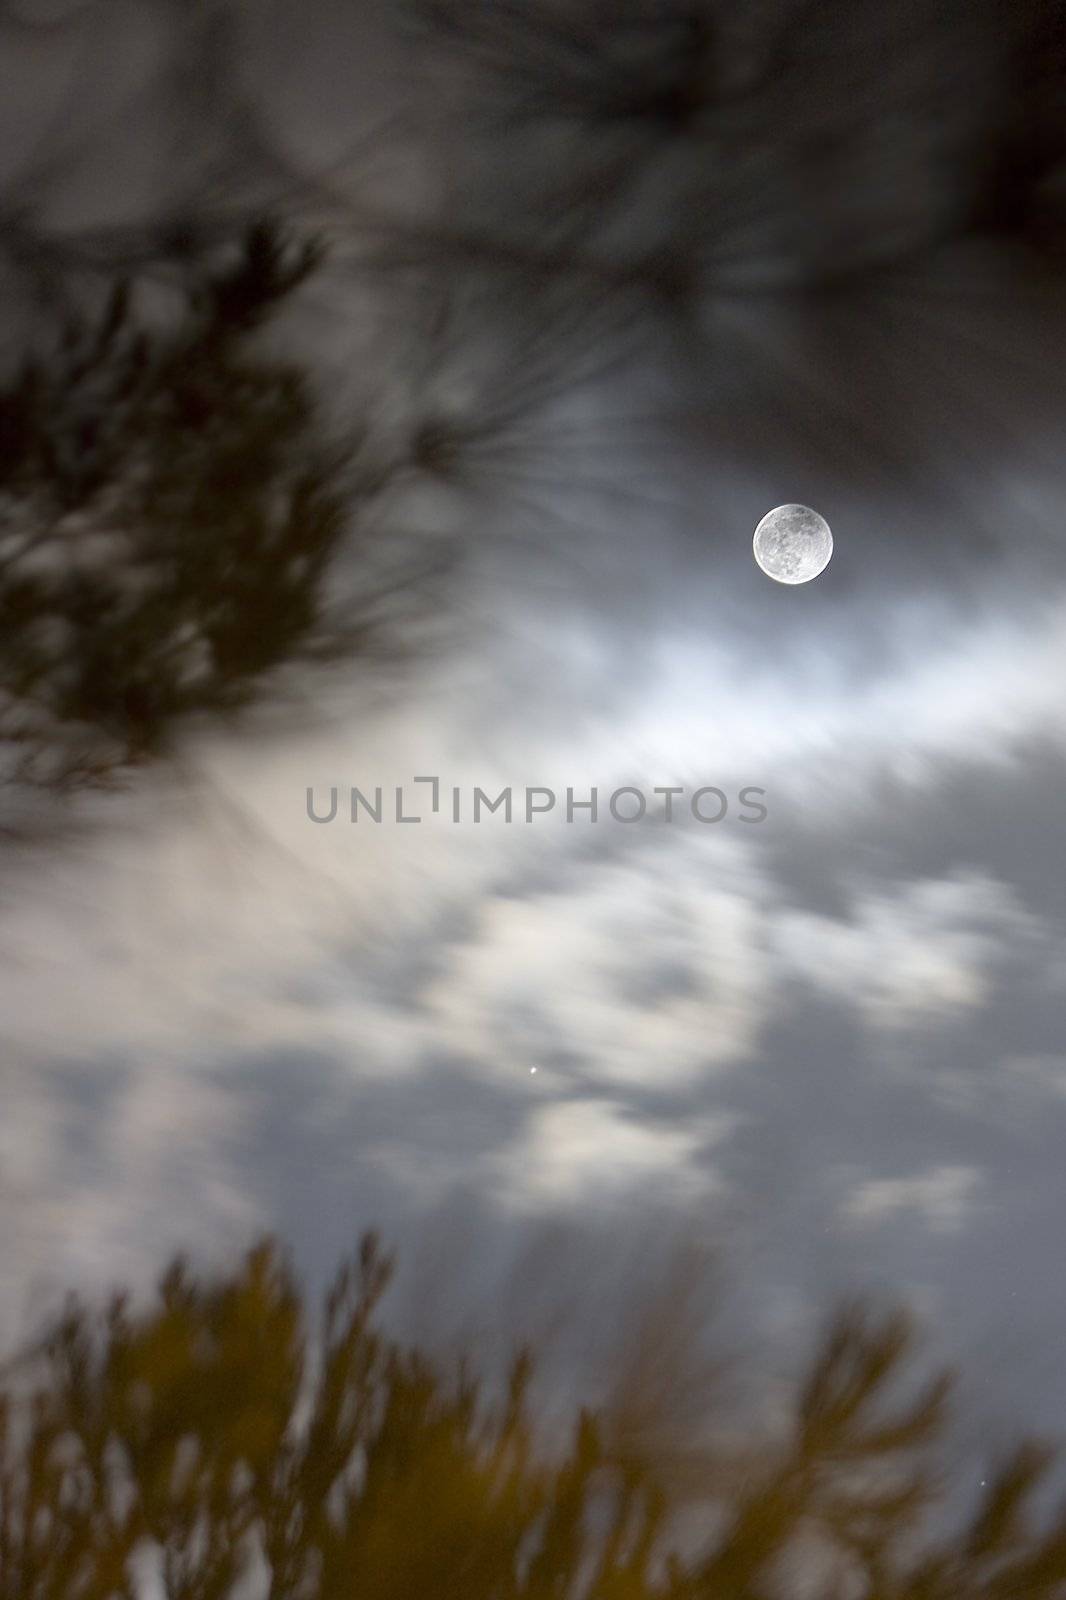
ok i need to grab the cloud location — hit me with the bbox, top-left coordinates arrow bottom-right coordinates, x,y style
1001,1055 -> 1066,1103
841,1164 -> 982,1233
420,833 -> 773,1089
772,872 -> 1037,1032
489,1099 -> 731,1213
0,1054 -> 256,1348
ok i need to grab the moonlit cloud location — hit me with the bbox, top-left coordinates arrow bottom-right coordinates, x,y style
772,872 -> 1039,1032
421,835 -> 772,1089
842,1164 -> 983,1234
489,1099 -> 732,1212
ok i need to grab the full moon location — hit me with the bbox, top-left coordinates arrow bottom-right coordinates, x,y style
753,504 -> 833,584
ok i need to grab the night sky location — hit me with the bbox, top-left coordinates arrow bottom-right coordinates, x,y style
3,0 -> 1066,1459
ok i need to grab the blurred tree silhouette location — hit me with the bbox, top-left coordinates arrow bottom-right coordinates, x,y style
0,215 -> 434,820
1,1234 -> 1065,1599
408,0 -> 1066,287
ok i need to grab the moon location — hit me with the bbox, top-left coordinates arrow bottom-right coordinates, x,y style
753,504 -> 833,584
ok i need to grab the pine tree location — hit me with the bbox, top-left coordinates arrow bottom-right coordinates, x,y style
0,217 -> 414,824
2,1235 -> 1065,1599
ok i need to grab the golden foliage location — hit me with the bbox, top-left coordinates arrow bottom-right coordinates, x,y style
0,1236 -> 1064,1599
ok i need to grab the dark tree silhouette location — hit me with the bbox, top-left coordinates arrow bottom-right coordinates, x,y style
404,0 -> 1066,297
0,212 -> 449,837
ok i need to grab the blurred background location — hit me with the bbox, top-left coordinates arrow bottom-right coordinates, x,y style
2,1 -> 1066,1593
